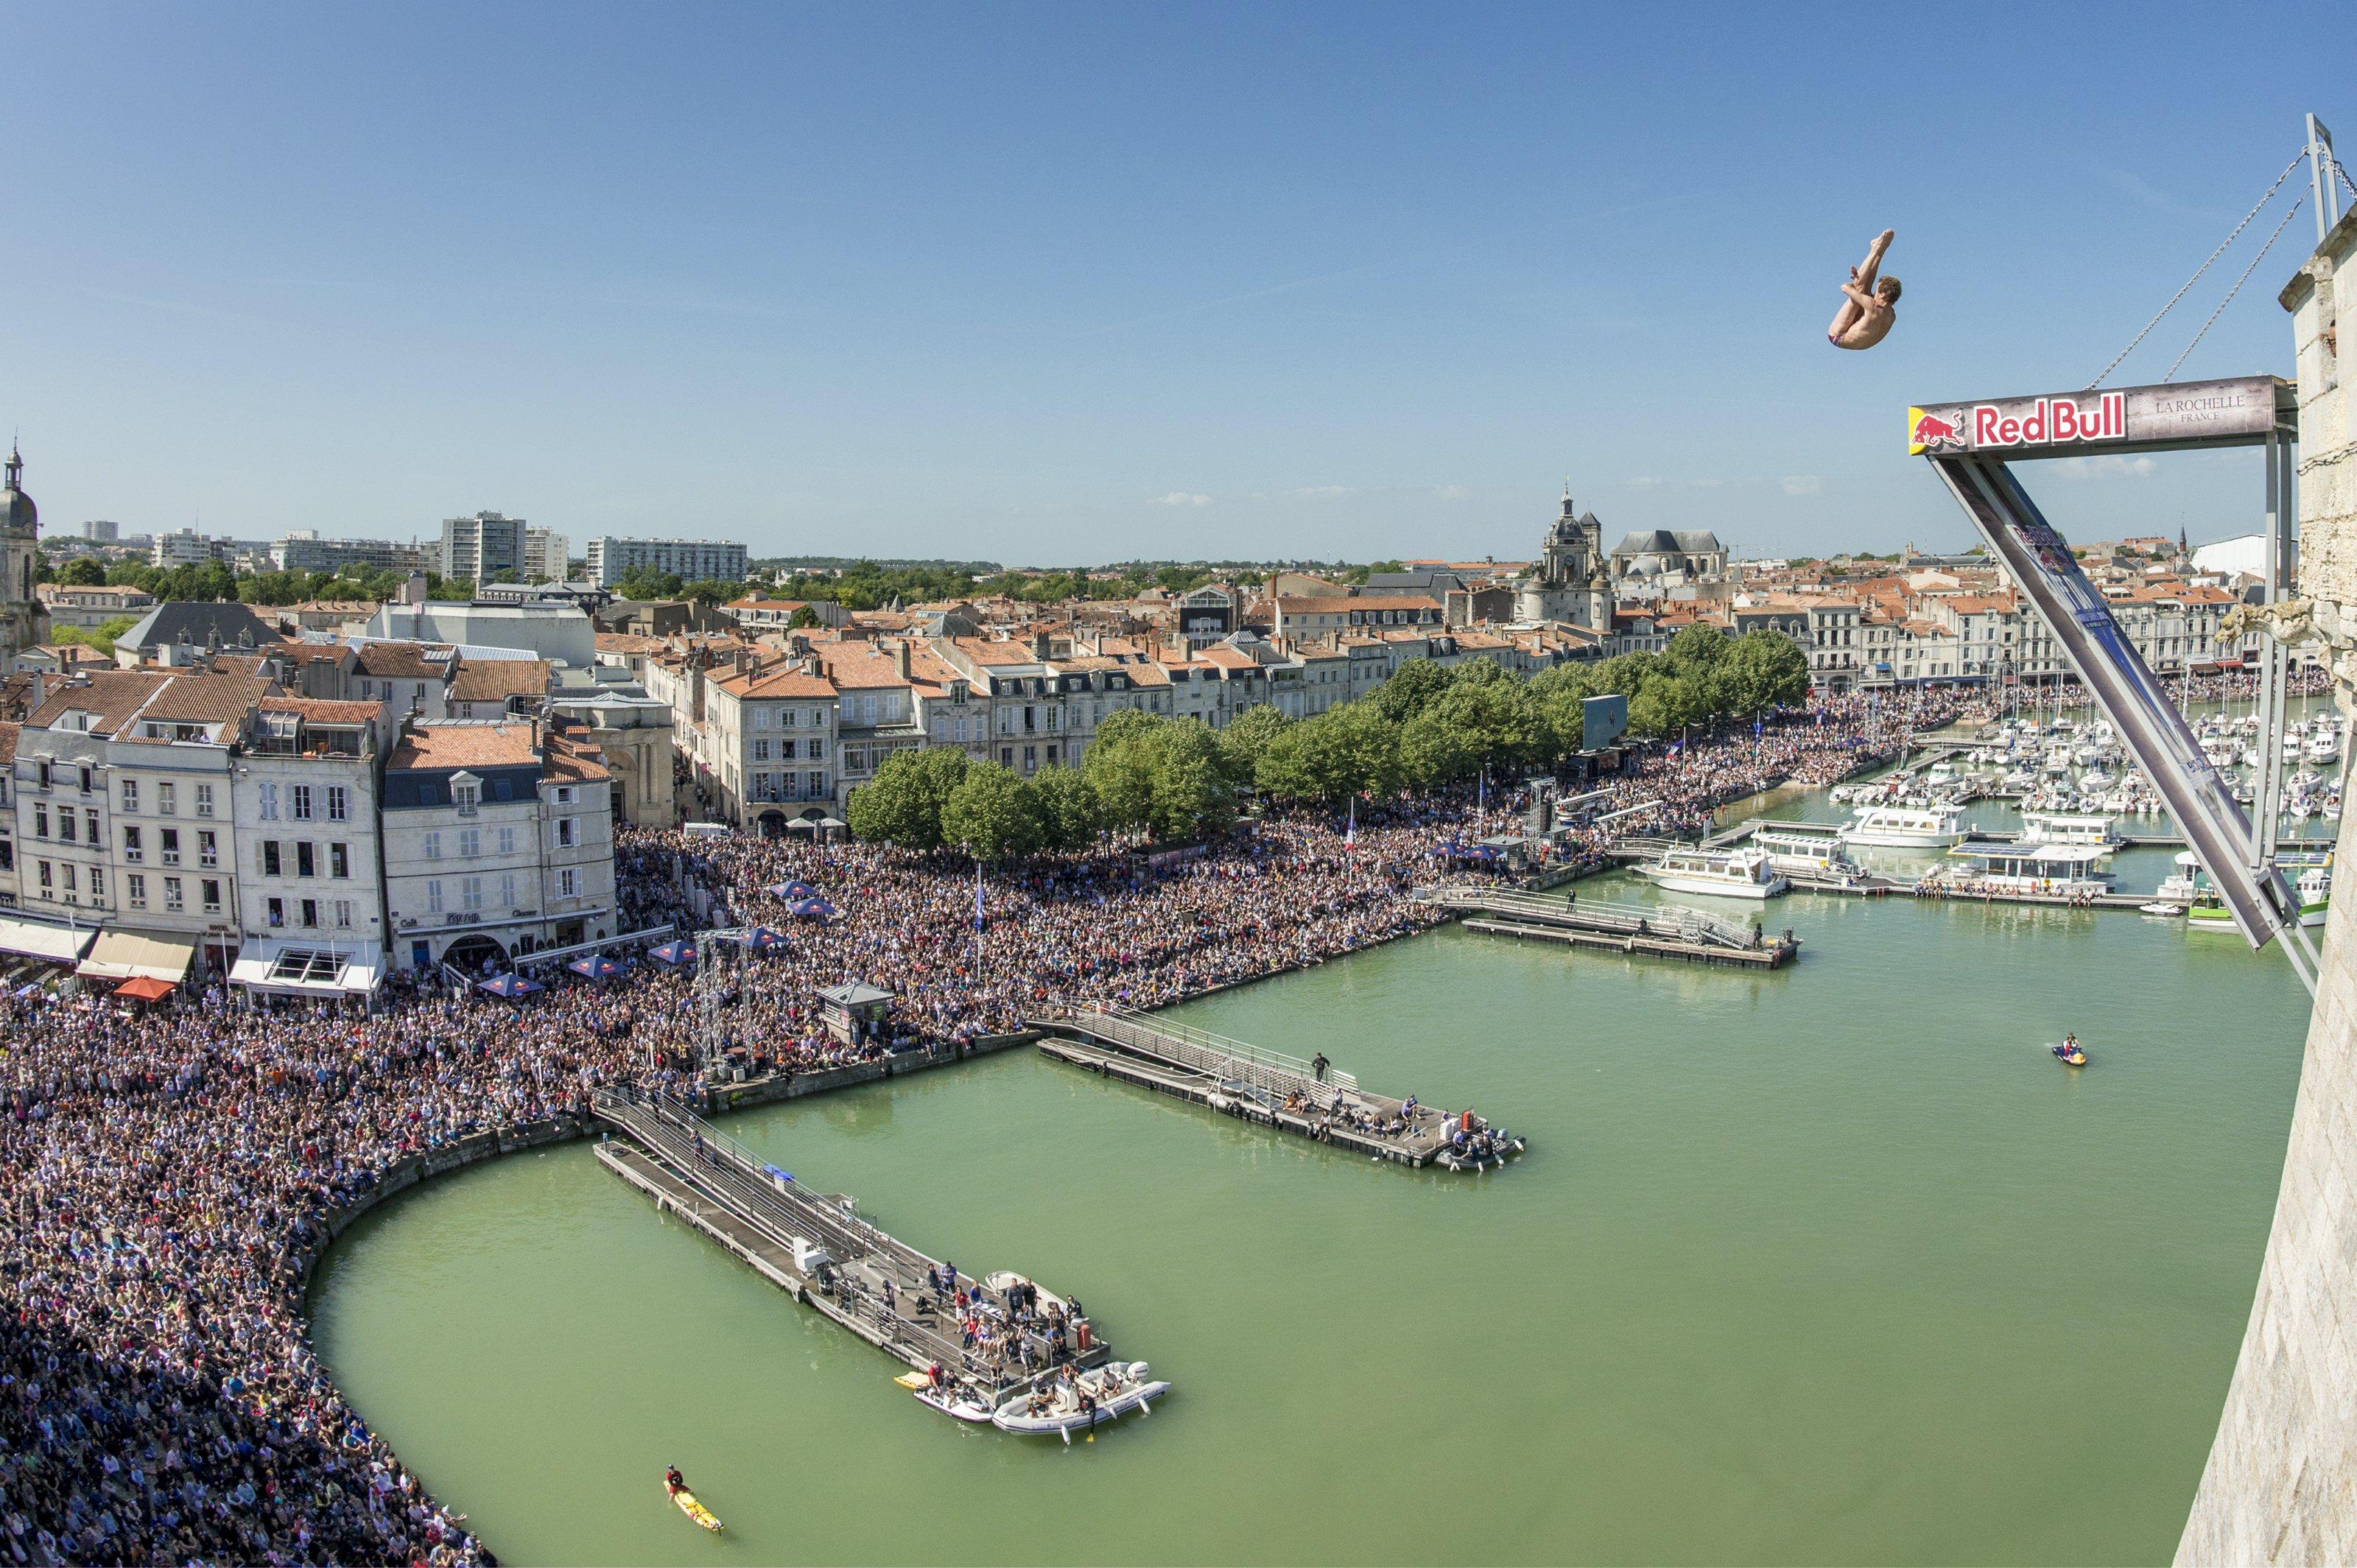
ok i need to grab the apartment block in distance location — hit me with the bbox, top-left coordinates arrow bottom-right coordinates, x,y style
440,511 -> 527,585
585,537 -> 748,590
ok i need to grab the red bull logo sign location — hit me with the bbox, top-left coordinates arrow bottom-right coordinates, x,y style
1907,376 -> 2284,460
1908,393 -> 2124,455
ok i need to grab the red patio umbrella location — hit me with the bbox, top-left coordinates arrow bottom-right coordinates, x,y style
114,977 -> 176,1002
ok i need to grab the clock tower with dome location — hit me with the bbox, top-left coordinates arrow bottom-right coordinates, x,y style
1,443 -> 52,663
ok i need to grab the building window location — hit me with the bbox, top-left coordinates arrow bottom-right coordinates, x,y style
558,817 -> 577,848
291,784 -> 313,820
555,785 -> 576,804
127,873 -> 145,907
334,899 -> 353,927
424,831 -> 440,860
158,782 -> 175,815
202,879 -> 222,914
85,808 -> 99,842
754,739 -> 770,762
557,866 -> 578,899
89,867 -> 103,901
807,770 -> 825,796
164,877 -> 183,912
331,842 -> 349,878
296,842 -> 316,878
197,830 -> 217,868
327,785 -> 350,822
257,781 -> 278,820
160,829 -> 180,866
781,708 -> 798,728
60,864 -> 75,896
809,739 -> 825,760
267,896 -> 285,927
120,778 -> 138,812
35,861 -> 51,894
194,783 -> 214,818
499,871 -> 516,910
459,828 -> 480,858
497,826 -> 515,855
57,811 -> 74,844
462,876 -> 482,912
454,782 -> 479,816
262,840 -> 281,876
32,804 -> 46,838
427,879 -> 443,914
300,898 -> 318,928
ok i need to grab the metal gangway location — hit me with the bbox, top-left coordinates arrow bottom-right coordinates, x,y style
1416,884 -> 1763,952
1057,1006 -> 1360,1105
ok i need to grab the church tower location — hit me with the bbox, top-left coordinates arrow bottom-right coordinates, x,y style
0,444 -> 51,663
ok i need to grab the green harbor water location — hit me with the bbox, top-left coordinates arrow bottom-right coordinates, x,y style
308,801 -> 2316,1565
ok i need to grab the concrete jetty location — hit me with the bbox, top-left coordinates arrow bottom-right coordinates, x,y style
1420,884 -> 1801,969
1031,1008 -> 1523,1171
592,1087 -> 1111,1395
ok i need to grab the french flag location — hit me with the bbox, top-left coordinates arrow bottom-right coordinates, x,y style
1343,797 -> 1357,851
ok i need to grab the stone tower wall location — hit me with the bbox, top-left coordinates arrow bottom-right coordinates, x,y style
2176,203 -> 2357,1566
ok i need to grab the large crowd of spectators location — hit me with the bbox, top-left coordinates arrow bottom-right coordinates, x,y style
0,692 -> 1956,1566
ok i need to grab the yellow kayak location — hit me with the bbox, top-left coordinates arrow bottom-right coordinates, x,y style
893,1371 -> 932,1390
670,1485 -> 723,1533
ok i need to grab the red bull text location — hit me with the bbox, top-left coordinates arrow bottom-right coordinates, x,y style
1970,393 -> 2124,449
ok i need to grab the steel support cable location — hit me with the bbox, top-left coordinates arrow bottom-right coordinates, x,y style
2164,194 -> 2305,381
2087,150 -> 2310,390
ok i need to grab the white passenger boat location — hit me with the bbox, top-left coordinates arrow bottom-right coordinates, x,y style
1633,844 -> 1790,900
2308,727 -> 2341,764
1752,827 -> 1863,880
991,1363 -> 1168,1442
1936,842 -> 2115,898
2018,812 -> 2119,851
1841,804 -> 1966,849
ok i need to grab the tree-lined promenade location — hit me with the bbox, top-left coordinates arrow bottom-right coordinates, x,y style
0,678 -> 1945,1567
847,629 -> 1813,858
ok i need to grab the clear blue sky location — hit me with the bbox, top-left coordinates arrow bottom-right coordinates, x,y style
2,3 -> 2347,566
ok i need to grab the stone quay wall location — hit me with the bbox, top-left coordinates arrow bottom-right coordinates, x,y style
2177,203 -> 2357,1567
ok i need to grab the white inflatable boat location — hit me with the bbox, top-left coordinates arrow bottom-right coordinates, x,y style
990,1362 -> 1168,1442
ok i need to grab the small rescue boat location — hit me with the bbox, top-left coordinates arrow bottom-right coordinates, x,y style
899,1366 -> 994,1421
667,1482 -> 723,1533
2051,1043 -> 2088,1067
990,1362 -> 1169,1444
2138,902 -> 2185,918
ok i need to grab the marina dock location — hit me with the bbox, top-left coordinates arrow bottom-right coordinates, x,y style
1032,1008 -> 1522,1171
1420,884 -> 1801,968
592,1087 -> 1111,1393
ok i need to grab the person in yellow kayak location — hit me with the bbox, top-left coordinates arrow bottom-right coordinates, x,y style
665,1466 -> 685,1495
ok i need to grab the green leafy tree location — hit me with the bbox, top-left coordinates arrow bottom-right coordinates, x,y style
1142,719 -> 1235,840
682,578 -> 742,607
1628,672 -> 1710,739
1661,622 -> 1732,678
1215,704 -> 1292,787
942,762 -> 1045,861
1534,686 -> 1587,758
1399,704 -> 1482,790
55,558 -> 107,586
787,605 -> 821,629
1030,766 -> 1103,851
1257,703 -> 1399,803
1368,657 -> 1452,723
1081,709 -> 1165,832
846,746 -> 970,849
614,565 -> 686,601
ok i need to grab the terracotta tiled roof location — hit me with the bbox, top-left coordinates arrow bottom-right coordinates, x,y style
138,674 -> 274,724
387,722 -> 541,772
543,734 -> 612,784
448,658 -> 550,705
353,641 -> 446,680
0,722 -> 17,766
259,695 -> 380,724
708,665 -> 837,700
24,672 -> 177,735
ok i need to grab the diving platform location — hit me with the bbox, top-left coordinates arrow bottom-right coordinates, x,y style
1030,1008 -> 1522,1172
1416,884 -> 1801,968
592,1087 -> 1111,1394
